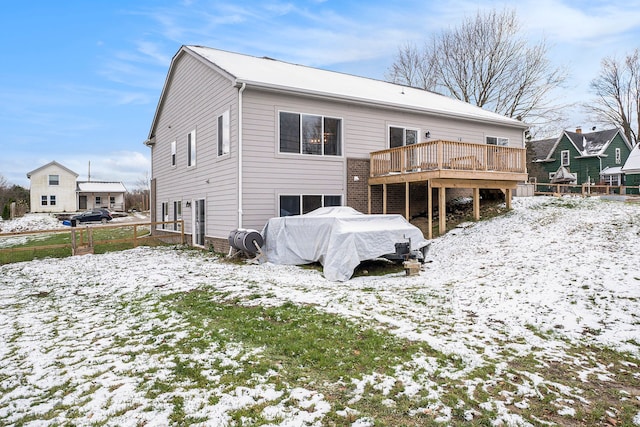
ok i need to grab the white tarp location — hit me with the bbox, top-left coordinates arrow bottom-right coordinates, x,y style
261,207 -> 429,281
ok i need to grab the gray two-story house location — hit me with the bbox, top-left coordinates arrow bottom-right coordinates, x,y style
144,45 -> 529,250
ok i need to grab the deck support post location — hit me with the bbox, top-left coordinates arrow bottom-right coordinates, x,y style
383,184 -> 387,214
367,185 -> 371,214
438,186 -> 446,235
505,188 -> 512,210
405,182 -> 410,220
473,187 -> 480,220
427,180 -> 433,239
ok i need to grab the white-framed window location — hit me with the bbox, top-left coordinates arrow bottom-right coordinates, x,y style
95,196 -> 101,206
160,202 -> 169,230
602,172 -> 621,186
486,136 -> 509,146
41,195 -> 48,206
187,129 -> 196,167
173,200 -> 182,231
218,110 -> 230,156
48,174 -> 59,185
615,148 -> 621,164
389,126 -> 419,148
171,140 -> 176,167
279,111 -> 342,156
50,195 -> 56,206
279,194 -> 342,217
549,172 -> 556,181
561,150 -> 570,166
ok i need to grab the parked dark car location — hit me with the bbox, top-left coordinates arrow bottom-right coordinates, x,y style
71,209 -> 113,224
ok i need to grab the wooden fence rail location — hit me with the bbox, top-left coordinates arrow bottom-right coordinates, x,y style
0,220 -> 184,264
533,183 -> 640,196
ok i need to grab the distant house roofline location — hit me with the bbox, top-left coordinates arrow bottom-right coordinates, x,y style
26,161 -> 79,179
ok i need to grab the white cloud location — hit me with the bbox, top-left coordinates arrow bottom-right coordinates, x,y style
65,151 -> 150,190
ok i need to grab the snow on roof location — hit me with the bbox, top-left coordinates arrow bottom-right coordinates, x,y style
600,166 -> 623,175
551,166 -> 576,183
76,181 -> 127,193
565,128 -> 620,156
185,45 -> 528,128
622,144 -> 640,173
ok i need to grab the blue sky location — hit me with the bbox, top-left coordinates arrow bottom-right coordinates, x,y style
1,0 -> 639,189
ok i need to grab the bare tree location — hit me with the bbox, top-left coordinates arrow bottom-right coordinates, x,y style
385,43 -> 438,90
386,9 -> 567,131
588,49 -> 640,145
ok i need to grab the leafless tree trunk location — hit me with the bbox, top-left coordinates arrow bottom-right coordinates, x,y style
588,49 -> 640,145
386,9 -> 567,133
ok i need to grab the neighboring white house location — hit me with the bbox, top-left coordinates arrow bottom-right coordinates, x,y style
144,45 -> 529,250
27,161 -> 127,213
27,161 -> 79,213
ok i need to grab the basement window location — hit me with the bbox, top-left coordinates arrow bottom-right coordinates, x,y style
279,194 -> 342,217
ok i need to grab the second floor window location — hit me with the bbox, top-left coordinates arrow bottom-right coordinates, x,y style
188,129 -> 196,167
615,148 -> 621,164
171,141 -> 176,166
218,110 -> 230,156
279,112 -> 342,156
561,150 -> 570,166
48,175 -> 59,185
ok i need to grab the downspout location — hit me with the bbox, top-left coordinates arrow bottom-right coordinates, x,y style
237,82 -> 246,229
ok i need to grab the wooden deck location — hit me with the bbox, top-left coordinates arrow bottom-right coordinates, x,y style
369,140 -> 527,184
367,140 -> 528,238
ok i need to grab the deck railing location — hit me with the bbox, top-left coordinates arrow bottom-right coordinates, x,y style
370,140 -> 527,177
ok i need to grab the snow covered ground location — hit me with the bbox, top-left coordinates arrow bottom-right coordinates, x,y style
1,196 -> 639,426
0,213 -> 66,233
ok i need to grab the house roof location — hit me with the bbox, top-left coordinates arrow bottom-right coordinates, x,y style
551,166 -> 577,183
532,128 -> 631,162
76,181 -> 127,193
147,45 -> 528,140
565,128 -> 627,156
600,166 -> 623,175
529,138 -> 557,161
27,161 -> 78,179
622,143 -> 640,173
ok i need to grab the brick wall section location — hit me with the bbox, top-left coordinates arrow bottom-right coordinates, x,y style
206,236 -> 229,254
347,158 -> 381,213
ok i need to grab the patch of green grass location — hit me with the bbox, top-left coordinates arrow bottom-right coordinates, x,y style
169,291 -> 435,383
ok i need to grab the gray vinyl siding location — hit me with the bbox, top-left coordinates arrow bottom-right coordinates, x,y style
239,88 -> 524,230
240,90 -> 346,229
151,50 -> 526,238
151,53 -> 238,240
